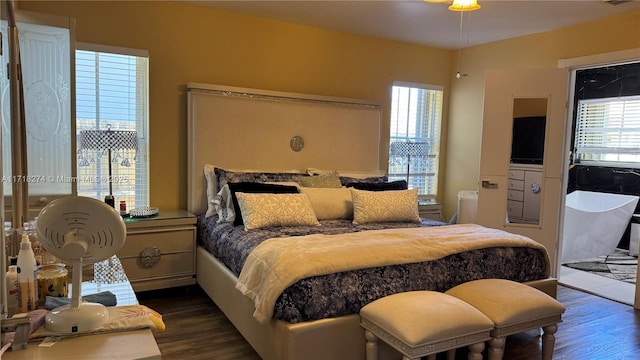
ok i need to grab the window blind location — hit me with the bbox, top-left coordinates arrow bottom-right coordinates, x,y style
575,95 -> 640,164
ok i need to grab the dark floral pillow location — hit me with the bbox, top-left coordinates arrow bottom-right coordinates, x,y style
346,180 -> 407,191
339,175 -> 388,186
214,167 -> 305,193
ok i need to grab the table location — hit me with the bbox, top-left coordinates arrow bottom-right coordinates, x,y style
3,272 -> 161,359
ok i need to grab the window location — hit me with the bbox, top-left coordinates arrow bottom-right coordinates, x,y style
75,44 -> 149,209
575,95 -> 640,164
388,82 -> 443,200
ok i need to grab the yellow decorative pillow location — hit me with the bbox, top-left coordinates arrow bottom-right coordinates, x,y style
299,187 -> 353,220
351,188 -> 420,225
236,193 -> 321,230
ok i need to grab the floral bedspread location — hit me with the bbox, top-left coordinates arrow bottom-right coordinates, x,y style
197,215 -> 549,323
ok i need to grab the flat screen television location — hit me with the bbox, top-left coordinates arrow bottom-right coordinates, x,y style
510,116 -> 546,165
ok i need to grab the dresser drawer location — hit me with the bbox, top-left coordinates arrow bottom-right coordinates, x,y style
508,179 -> 524,191
507,200 -> 523,218
509,169 -> 525,180
507,189 -> 524,202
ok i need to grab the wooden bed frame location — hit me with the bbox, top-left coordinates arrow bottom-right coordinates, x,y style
186,82 -> 558,360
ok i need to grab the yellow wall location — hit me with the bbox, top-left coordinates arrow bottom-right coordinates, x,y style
17,2 -> 640,218
19,1 -> 452,211
444,10 -> 639,219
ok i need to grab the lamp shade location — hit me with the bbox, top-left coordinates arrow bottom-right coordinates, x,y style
449,0 -> 481,11
79,129 -> 138,151
389,142 -> 431,157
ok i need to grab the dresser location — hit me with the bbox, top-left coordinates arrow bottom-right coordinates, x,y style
507,164 -> 542,224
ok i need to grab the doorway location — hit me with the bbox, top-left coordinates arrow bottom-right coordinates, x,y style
558,55 -> 640,308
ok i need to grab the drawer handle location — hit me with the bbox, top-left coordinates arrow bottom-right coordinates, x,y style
139,247 -> 161,268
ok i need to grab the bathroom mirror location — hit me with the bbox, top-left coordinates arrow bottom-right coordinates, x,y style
506,98 -> 548,225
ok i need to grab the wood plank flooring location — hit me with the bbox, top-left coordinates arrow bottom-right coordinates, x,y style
138,285 -> 640,360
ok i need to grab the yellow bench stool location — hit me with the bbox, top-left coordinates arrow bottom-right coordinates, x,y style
360,291 -> 494,360
446,279 -> 566,360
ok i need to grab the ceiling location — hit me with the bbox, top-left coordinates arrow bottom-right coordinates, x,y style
190,0 -> 640,50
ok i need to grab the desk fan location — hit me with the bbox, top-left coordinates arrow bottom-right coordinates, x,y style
36,196 -> 126,333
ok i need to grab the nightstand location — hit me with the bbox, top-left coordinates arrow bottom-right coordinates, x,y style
120,210 -> 196,292
418,202 -> 443,222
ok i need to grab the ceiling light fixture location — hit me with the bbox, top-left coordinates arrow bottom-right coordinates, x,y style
452,1 -> 479,79
423,0 -> 480,79
448,0 -> 481,12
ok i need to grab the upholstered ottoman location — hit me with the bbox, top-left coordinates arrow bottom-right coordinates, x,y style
359,291 -> 494,360
445,279 -> 566,360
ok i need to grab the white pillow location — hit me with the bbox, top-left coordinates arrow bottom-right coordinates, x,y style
299,187 -> 353,220
350,188 -> 420,225
212,184 -> 236,223
204,164 -> 217,218
235,193 -> 321,230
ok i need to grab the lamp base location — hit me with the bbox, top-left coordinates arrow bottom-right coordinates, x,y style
104,195 -> 115,208
45,302 -> 109,333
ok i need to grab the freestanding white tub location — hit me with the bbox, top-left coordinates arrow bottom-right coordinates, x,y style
561,190 -> 639,263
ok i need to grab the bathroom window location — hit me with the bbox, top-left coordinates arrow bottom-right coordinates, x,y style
388,82 -> 443,200
575,95 -> 640,164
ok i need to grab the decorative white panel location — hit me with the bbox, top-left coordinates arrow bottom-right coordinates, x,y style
1,20 -> 72,196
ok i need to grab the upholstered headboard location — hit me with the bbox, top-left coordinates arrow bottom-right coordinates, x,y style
187,83 -> 382,215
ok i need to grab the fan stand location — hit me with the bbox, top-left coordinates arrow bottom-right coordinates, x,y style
45,257 -> 109,333
36,196 -> 126,334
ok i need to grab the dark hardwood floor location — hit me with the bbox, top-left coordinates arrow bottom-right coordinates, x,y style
138,285 -> 640,360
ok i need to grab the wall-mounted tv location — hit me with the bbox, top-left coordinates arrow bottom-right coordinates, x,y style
510,116 -> 546,165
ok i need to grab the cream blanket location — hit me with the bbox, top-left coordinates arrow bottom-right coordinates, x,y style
235,224 -> 549,323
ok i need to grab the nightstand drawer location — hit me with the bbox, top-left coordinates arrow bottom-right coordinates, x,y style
120,227 -> 195,256
120,251 -> 193,280
418,202 -> 443,222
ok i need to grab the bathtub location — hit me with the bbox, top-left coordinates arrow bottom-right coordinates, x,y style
561,190 -> 639,264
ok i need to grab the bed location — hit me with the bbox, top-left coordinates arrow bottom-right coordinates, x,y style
186,83 -> 557,360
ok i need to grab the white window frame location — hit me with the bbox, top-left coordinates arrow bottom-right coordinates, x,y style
388,81 -> 443,200
75,43 -> 149,209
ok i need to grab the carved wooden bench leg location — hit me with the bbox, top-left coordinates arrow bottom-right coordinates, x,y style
542,324 -> 558,360
445,348 -> 456,360
364,330 -> 378,360
487,336 -> 506,360
467,342 -> 485,360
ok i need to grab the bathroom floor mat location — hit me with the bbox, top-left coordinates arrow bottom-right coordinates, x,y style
563,248 -> 637,284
